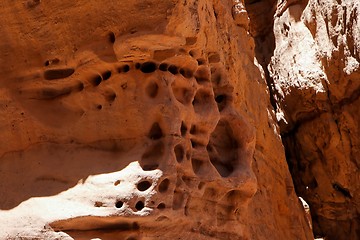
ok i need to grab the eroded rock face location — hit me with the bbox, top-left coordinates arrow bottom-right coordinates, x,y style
0,0 -> 312,239
267,0 -> 360,239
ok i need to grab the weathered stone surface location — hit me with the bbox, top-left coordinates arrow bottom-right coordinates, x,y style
0,0 -> 312,239
267,0 -> 360,239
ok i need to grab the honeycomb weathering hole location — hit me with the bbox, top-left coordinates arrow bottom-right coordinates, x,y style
44,68 -> 75,80
215,94 -> 230,111
141,141 -> 164,171
91,75 -> 102,86
135,201 -> 145,211
137,180 -> 152,191
148,122 -> 163,140
180,68 -> 193,78
181,121 -> 187,136
174,144 -> 185,163
115,201 -> 124,208
102,70 -> 112,80
108,32 -> 116,43
172,85 -> 193,105
118,64 -> 130,73
192,90 -> 213,115
146,82 -> 159,98
194,66 -> 211,83
208,120 -> 238,177
191,159 -> 204,174
159,63 -> 168,71
158,178 -> 170,193
168,65 -> 179,75
140,62 -> 157,73
157,203 -> 166,209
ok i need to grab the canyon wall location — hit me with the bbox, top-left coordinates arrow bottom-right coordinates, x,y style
263,0 -> 360,239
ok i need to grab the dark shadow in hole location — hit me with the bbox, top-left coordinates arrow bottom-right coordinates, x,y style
159,63 -> 168,71
108,32 -> 116,43
181,121 -> 187,136
192,90 -> 213,115
44,68 -> 75,80
191,159 -> 204,175
91,75 -> 102,86
137,180 -> 152,191
148,122 -> 163,140
115,200 -> 124,208
102,70 -> 112,80
174,144 -> 184,163
140,62 -> 157,73
168,65 -> 179,75
180,68 -> 193,78
135,201 -> 145,210
158,178 -> 170,193
215,94 -> 229,112
118,64 -> 130,73
157,203 -> 166,209
208,120 -> 238,177
140,141 -> 164,171
194,66 -> 210,83
146,82 -> 159,98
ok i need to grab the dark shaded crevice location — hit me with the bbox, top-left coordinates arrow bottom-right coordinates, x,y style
244,0 -> 278,111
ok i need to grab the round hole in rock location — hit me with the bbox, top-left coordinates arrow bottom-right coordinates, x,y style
198,182 -> 205,190
102,70 -> 112,80
180,121 -> 187,136
97,105 -> 102,110
168,65 -> 178,74
215,95 -> 225,103
106,92 -> 117,102
158,178 -> 170,193
135,201 -> 145,210
159,63 -> 168,71
148,122 -> 163,140
146,82 -> 159,98
76,82 -> 85,91
115,201 -> 124,208
157,203 -> 165,210
114,180 -> 121,186
137,180 -> 152,191
180,68 -> 193,78
190,125 -> 196,134
92,75 -> 102,86
108,32 -> 116,43
197,58 -> 205,65
174,144 -> 184,163
189,50 -> 196,57
118,65 -> 130,73
140,61 -> 157,73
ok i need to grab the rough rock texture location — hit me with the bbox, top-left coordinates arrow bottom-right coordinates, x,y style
0,0 -> 313,239
265,0 -> 360,239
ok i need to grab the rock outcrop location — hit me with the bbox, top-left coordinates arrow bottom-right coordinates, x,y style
0,0 -> 316,239
265,0 -> 360,239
